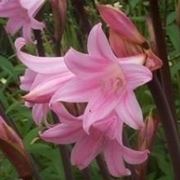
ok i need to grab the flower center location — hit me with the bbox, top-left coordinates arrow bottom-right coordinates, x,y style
101,63 -> 125,94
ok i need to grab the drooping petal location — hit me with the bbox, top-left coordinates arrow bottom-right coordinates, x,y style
40,124 -> 83,144
87,23 -> 117,61
116,91 -> 144,130
103,140 -> 131,177
15,38 -> 70,74
64,48 -> 108,77
23,72 -> 73,103
83,90 -> 121,133
122,146 -> 149,164
120,63 -> 152,90
97,4 -> 145,44
32,103 -> 49,125
71,130 -> 103,169
50,77 -> 99,104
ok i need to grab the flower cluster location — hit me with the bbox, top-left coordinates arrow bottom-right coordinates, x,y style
2,2 -> 163,177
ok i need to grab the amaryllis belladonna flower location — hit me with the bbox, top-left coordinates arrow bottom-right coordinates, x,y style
15,38 -> 74,104
0,0 -> 45,41
97,4 -> 162,71
50,23 -> 152,132
41,103 -> 149,177
20,69 -> 49,125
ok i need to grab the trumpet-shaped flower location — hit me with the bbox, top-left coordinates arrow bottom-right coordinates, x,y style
15,38 -> 74,104
40,103 -> 149,177
97,4 -> 162,71
51,23 -> 152,132
0,0 -> 45,41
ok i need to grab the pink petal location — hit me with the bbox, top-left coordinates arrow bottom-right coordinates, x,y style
97,4 -> 145,44
119,54 -> 146,65
22,24 -> 32,42
40,124 -> 83,144
71,130 -> 103,169
121,63 -> 152,90
0,2 -> 20,17
32,103 -> 49,125
20,0 -> 45,16
30,18 -> 44,30
51,103 -> 82,125
122,146 -> 149,164
15,38 -> 70,74
83,90 -> 120,133
115,91 -> 144,129
50,77 -> 98,104
103,140 -> 131,177
20,69 -> 36,91
6,18 -> 23,35
24,72 -> 73,103
94,112 -> 123,140
64,48 -> 108,77
87,23 -> 117,62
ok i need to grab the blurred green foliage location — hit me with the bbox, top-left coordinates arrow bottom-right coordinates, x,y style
0,0 -> 179,179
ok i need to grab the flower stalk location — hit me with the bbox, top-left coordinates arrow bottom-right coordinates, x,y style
149,0 -> 177,124
148,75 -> 180,180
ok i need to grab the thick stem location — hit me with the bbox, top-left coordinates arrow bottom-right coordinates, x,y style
71,0 -> 91,35
52,110 -> 75,180
149,0 -> 177,125
96,155 -> 112,180
58,145 -> 75,180
148,75 -> 180,180
71,0 -> 91,49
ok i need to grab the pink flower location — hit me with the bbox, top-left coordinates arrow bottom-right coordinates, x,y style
0,0 -> 45,41
97,4 -> 163,71
20,69 -> 49,125
50,23 -> 152,132
15,38 -> 74,104
40,103 -> 149,177
16,38 -> 73,124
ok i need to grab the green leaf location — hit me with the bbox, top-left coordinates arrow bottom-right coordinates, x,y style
167,24 -> 180,52
0,56 -> 15,78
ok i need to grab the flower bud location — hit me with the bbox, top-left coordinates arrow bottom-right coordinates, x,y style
0,116 -> 33,179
